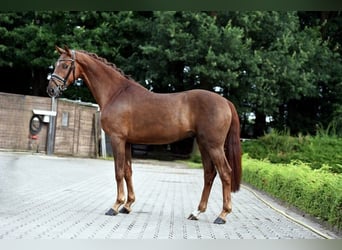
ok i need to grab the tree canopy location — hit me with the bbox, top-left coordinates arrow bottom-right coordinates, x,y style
0,11 -> 341,137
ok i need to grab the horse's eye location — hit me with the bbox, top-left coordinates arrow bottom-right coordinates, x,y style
62,63 -> 69,69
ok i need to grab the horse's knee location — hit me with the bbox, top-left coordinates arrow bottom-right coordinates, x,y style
115,168 -> 125,182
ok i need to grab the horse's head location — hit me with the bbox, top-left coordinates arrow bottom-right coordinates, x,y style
47,45 -> 78,97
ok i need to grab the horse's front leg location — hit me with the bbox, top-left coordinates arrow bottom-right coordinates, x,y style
105,137 -> 126,216
119,143 -> 135,214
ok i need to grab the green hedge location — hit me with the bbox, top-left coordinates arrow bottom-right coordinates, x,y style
242,155 -> 342,231
242,132 -> 342,173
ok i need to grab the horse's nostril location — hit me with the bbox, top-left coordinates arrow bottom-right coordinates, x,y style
47,87 -> 57,97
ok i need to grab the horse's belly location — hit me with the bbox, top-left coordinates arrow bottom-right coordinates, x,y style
127,123 -> 195,145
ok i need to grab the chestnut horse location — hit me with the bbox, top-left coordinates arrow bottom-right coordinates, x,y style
47,46 -> 242,224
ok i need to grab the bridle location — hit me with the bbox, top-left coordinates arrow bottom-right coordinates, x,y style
50,50 -> 76,91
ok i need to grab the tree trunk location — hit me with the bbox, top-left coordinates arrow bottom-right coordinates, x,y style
253,111 -> 266,137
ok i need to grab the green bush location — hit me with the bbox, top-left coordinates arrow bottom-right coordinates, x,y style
242,131 -> 342,173
242,155 -> 342,231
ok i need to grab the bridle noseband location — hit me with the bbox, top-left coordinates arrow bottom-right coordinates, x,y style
50,50 -> 76,91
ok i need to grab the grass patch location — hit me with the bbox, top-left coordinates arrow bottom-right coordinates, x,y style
179,159 -> 202,169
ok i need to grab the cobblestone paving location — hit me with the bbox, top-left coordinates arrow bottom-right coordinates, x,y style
0,152 -> 338,239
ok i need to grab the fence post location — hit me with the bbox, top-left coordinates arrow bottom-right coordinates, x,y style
94,111 -> 101,158
47,97 -> 57,155
101,128 -> 107,158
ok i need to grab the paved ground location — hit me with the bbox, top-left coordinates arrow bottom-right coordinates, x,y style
0,152 -> 339,239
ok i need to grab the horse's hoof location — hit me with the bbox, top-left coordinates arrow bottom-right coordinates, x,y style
119,207 -> 131,214
105,208 -> 118,216
213,217 -> 226,224
187,214 -> 199,220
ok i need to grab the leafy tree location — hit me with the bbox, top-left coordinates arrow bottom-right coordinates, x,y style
225,11 -> 342,136
138,11 -> 250,103
0,11 -> 341,137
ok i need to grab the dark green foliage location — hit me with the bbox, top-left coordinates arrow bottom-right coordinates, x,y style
0,11 -> 341,135
242,130 -> 342,173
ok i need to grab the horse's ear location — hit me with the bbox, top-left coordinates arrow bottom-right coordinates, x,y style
63,45 -> 72,56
55,45 -> 65,55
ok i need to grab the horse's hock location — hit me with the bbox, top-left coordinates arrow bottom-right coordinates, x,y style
0,92 -> 100,157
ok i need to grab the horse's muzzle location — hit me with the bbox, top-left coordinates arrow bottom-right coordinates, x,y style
46,85 -> 61,98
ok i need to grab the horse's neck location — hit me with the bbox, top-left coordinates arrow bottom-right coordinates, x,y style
79,56 -> 133,109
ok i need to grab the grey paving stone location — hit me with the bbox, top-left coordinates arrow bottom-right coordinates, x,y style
0,152 -> 338,239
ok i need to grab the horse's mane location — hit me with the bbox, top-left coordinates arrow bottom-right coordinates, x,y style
78,50 -> 133,80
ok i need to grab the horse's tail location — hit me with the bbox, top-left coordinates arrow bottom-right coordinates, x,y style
225,100 -> 242,192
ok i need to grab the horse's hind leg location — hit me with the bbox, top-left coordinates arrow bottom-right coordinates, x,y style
210,148 -> 232,224
119,143 -> 136,214
188,145 -> 217,220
